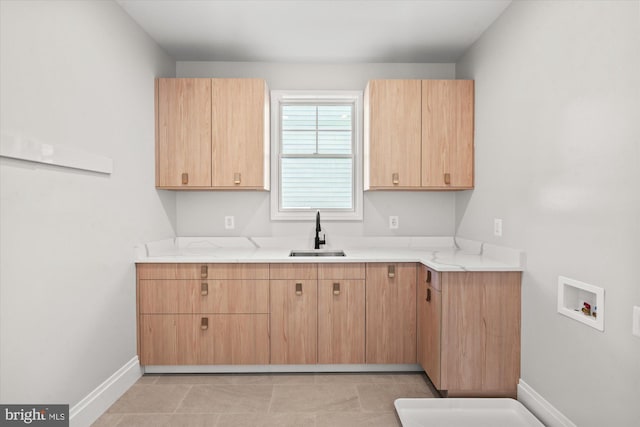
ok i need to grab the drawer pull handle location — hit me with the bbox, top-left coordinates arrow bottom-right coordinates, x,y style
444,173 -> 451,185
182,173 -> 189,185
426,288 -> 432,302
392,173 -> 399,185
234,172 -> 241,184
295,282 -> 303,296
388,265 -> 395,279
426,270 -> 432,283
201,265 -> 208,279
200,317 -> 209,331
201,282 -> 208,296
333,282 -> 340,296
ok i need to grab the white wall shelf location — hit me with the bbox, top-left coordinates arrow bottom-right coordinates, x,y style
1,132 -> 113,174
557,276 -> 604,331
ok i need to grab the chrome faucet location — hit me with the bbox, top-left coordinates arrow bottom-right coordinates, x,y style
314,211 -> 326,249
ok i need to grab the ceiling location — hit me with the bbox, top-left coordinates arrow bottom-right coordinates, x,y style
116,0 -> 511,63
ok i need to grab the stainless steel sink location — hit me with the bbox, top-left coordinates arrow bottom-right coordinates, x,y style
289,250 -> 346,257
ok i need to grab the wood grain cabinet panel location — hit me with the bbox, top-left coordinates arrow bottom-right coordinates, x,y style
155,78 -> 269,190
156,78 -> 212,188
416,266 -> 522,397
417,266 -> 442,388
364,80 -> 422,189
270,278 -> 318,364
318,279 -> 365,364
365,263 -> 417,364
422,80 -> 474,189
211,78 -> 269,189
139,279 -> 269,314
364,79 -> 474,191
136,263 -> 270,366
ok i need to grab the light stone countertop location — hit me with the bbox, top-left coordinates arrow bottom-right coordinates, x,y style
134,236 -> 524,272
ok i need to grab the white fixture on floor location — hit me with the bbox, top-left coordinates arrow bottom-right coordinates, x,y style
557,276 -> 604,331
394,398 -> 544,427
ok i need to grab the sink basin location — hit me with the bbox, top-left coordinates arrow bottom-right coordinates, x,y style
289,250 -> 346,257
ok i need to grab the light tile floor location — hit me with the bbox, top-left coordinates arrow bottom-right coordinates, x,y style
93,372 -> 439,426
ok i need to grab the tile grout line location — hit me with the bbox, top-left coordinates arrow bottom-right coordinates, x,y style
172,384 -> 193,415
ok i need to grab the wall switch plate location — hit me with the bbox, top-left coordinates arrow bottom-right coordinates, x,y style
633,306 -> 640,338
224,216 -> 235,230
494,218 -> 503,237
389,216 -> 399,229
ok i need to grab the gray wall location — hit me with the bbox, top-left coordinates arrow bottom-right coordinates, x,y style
456,1 -> 640,426
175,61 -> 458,238
0,0 -> 176,406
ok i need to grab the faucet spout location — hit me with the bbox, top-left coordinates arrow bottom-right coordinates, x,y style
314,211 -> 326,249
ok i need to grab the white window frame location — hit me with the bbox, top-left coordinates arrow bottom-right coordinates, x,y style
270,90 -> 363,221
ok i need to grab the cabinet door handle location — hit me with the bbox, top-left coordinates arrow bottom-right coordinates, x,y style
392,173 -> 399,185
426,270 -> 432,284
295,282 -> 303,296
200,317 -> 209,330
182,173 -> 189,185
333,282 -> 341,296
426,288 -> 431,302
388,265 -> 395,278
234,172 -> 241,185
201,282 -> 208,296
444,173 -> 451,185
200,265 -> 208,279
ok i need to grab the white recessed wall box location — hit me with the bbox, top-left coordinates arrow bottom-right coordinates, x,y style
557,276 -> 605,331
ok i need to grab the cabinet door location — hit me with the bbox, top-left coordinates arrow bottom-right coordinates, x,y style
440,272 -> 521,396
365,263 -> 417,363
417,267 -> 442,388
366,80 -> 421,189
211,78 -> 268,189
139,315 -> 203,365
210,314 -> 270,364
156,78 -> 212,188
318,279 -> 365,364
138,279 -> 269,314
270,279 -> 317,364
421,80 -> 474,189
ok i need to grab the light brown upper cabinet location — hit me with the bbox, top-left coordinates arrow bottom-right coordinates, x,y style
156,78 -> 212,188
364,79 -> 474,190
155,78 -> 269,190
364,80 -> 422,189
422,80 -> 474,189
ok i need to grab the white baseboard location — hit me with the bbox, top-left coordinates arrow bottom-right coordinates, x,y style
518,379 -> 576,427
69,356 -> 142,427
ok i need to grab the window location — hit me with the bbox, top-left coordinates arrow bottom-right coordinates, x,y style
271,91 -> 363,221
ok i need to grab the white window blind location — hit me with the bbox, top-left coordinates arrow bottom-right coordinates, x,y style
281,104 -> 354,210
271,91 -> 363,221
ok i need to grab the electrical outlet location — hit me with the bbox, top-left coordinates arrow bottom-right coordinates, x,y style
633,306 -> 640,338
224,216 -> 235,230
494,218 -> 503,237
389,216 -> 399,229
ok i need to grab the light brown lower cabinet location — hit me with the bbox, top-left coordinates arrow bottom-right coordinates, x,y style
365,263 -> 417,364
139,314 -> 269,365
269,264 -> 318,364
137,263 -> 270,365
417,266 -> 522,397
318,264 -> 366,364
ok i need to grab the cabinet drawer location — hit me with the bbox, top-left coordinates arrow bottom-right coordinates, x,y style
139,279 -> 269,314
137,263 -> 269,280
318,263 -> 365,279
269,263 -> 317,280
139,314 -> 269,365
